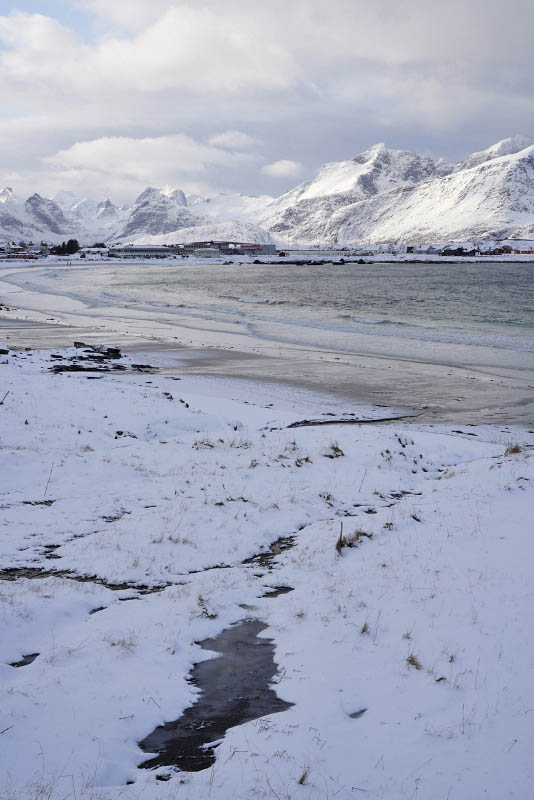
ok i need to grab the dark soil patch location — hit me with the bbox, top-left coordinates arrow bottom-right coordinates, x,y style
242,535 -> 296,569
50,363 -> 127,374
389,490 -> 423,500
48,343 -> 153,374
0,566 -> 168,594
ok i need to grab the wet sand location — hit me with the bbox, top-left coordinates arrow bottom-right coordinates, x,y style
141,346 -> 534,427
2,313 -> 533,427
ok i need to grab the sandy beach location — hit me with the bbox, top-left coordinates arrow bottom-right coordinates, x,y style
1,308 -> 533,427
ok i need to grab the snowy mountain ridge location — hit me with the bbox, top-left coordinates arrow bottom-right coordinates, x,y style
1,136 -> 534,247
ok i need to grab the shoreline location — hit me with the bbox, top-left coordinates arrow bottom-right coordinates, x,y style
1,259 -> 533,428
2,316 -> 533,427
3,253 -> 534,267
2,299 -> 534,428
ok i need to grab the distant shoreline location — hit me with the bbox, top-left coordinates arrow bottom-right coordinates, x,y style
2,254 -> 534,268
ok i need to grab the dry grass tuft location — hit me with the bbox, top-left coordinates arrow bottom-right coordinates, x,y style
336,522 -> 373,555
324,441 -> 344,459
504,442 -> 521,456
407,653 -> 422,670
298,767 -> 310,785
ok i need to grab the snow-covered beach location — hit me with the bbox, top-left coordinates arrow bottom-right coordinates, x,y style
1,261 -> 533,799
1,259 -> 533,426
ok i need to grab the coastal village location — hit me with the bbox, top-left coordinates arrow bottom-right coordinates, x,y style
2,239 -> 534,262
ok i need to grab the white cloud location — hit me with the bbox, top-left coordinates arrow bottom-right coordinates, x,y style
0,8 -> 300,99
34,133 -> 255,199
262,160 -> 303,178
208,131 -> 262,149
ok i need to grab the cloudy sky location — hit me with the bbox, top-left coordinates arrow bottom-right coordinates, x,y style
1,0 -> 533,202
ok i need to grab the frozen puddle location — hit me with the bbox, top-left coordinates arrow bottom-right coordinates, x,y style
139,619 -> 293,773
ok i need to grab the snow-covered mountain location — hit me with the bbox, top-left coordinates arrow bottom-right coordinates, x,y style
129,219 -> 274,247
319,143 -> 534,244
0,185 -> 275,247
2,137 -> 534,247
0,189 -> 72,242
256,137 -> 534,245
119,187 -> 198,239
0,188 -> 26,238
456,135 -> 533,172
188,192 -> 274,224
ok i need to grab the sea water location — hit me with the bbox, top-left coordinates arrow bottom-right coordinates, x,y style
3,260 -> 534,368
112,261 -> 534,361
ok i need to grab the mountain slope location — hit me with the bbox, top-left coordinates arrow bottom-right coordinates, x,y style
456,135 -> 533,172
256,139 -> 534,245
317,145 -> 534,244
118,187 -> 199,240
129,219 -> 274,247
257,143 -> 452,243
2,137 -> 534,247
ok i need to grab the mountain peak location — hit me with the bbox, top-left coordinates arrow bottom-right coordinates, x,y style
367,142 -> 387,153
459,135 -> 534,171
0,187 -> 15,204
96,199 -> 119,218
485,135 -> 533,158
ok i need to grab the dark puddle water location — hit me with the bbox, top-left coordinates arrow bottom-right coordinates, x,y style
139,619 -> 293,773
10,652 -> 39,668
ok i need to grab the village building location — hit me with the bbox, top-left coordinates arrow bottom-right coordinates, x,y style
108,245 -> 172,258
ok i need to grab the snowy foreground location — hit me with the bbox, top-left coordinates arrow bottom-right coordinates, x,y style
1,347 -> 533,800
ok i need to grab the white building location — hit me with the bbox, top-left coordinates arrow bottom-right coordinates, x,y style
108,245 -> 172,258
192,247 -> 220,258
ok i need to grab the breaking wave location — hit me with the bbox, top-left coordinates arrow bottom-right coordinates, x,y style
235,296 -> 288,306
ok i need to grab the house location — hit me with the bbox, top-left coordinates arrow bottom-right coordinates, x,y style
108,245 -> 172,258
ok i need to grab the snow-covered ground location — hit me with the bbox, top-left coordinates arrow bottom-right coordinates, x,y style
0,344 -> 533,800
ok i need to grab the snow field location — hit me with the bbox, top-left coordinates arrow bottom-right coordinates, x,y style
0,347 -> 533,799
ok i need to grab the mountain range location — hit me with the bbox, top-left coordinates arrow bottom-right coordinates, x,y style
2,136 -> 534,247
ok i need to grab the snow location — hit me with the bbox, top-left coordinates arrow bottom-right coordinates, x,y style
273,142 -> 448,208
0,341 -> 533,799
458,135 -> 534,171
3,137 -> 534,247
188,192 -> 273,222
261,141 -> 534,246
129,218 -> 274,246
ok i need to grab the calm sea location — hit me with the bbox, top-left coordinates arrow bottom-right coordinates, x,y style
111,261 -> 534,359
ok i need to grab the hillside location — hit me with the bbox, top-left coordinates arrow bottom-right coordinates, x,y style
2,137 -> 534,247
